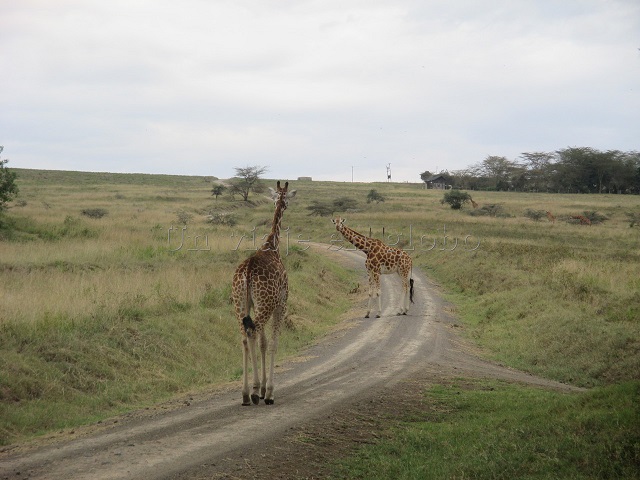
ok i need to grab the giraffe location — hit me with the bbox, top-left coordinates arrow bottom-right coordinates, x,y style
332,217 -> 413,318
470,197 -> 479,209
546,211 -> 555,223
232,181 -> 297,406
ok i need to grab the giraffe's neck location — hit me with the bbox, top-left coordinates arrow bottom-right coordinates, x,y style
263,200 -> 285,251
338,225 -> 373,252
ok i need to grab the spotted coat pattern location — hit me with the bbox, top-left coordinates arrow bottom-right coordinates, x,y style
232,181 -> 296,405
332,217 -> 413,318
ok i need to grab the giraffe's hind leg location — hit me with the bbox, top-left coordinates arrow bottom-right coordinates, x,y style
264,307 -> 283,405
247,334 -> 261,405
259,329 -> 267,399
241,337 -> 251,406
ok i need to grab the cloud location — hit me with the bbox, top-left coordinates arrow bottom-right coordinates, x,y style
1,0 -> 639,182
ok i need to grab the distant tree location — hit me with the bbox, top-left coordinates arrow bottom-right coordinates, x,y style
0,147 -> 19,211
211,184 -> 226,200
366,189 -> 385,204
307,201 -> 334,217
441,190 -> 472,210
419,170 -> 434,183
477,155 -> 519,190
229,166 -> 267,201
520,151 -> 555,191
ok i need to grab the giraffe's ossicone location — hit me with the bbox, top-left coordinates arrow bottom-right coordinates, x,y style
332,217 -> 414,318
231,181 -> 297,406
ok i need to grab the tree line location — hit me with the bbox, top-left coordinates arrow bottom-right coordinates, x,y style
421,147 -> 640,194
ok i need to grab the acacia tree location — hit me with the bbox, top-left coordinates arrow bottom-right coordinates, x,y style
211,184 -> 226,200
229,166 -> 267,201
520,152 -> 555,191
476,155 -> 519,191
0,147 -> 19,211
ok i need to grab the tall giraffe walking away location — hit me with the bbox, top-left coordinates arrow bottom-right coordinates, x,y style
232,181 -> 297,405
332,217 -> 414,318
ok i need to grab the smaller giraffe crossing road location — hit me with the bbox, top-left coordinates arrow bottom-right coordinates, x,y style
0,245 -> 579,480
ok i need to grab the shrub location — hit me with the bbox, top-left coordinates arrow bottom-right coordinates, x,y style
441,190 -> 472,210
175,209 -> 193,225
524,209 -> 547,221
81,208 -> 108,219
333,197 -> 359,211
205,212 -> 237,226
366,189 -> 385,204
625,212 -> 640,227
0,148 -> 19,211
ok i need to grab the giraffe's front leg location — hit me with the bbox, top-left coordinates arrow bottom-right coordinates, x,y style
372,273 -> 382,318
398,278 -> 409,315
366,274 -> 380,318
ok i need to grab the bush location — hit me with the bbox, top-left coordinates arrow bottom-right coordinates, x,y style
333,197 -> 359,211
205,212 -> 237,226
81,208 -> 108,219
441,190 -> 472,210
625,212 -> 640,227
524,209 -> 547,221
175,209 -> 193,225
0,148 -> 19,211
366,189 -> 385,204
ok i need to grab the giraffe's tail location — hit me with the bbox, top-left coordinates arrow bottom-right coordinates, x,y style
409,278 -> 414,303
242,259 -> 255,337
242,315 -> 256,337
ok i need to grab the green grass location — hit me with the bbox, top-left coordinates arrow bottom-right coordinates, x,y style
334,380 -> 640,479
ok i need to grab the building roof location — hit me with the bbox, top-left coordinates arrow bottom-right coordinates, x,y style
425,175 -> 447,182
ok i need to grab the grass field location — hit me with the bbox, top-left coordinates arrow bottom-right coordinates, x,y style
1,169 -> 638,475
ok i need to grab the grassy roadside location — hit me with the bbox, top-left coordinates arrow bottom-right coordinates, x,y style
334,379 -> 639,479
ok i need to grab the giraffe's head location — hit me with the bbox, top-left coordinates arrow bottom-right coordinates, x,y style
332,217 -> 346,231
269,181 -> 297,210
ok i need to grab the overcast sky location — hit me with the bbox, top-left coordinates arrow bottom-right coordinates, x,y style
1,1 -> 639,183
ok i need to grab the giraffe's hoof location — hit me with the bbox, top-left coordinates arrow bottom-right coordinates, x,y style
242,394 -> 251,406
264,398 -> 274,405
402,312 -> 407,316
251,394 -> 260,405
375,314 -> 381,318
364,314 -> 370,318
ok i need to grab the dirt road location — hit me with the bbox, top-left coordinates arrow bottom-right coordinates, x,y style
0,246 -> 579,479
